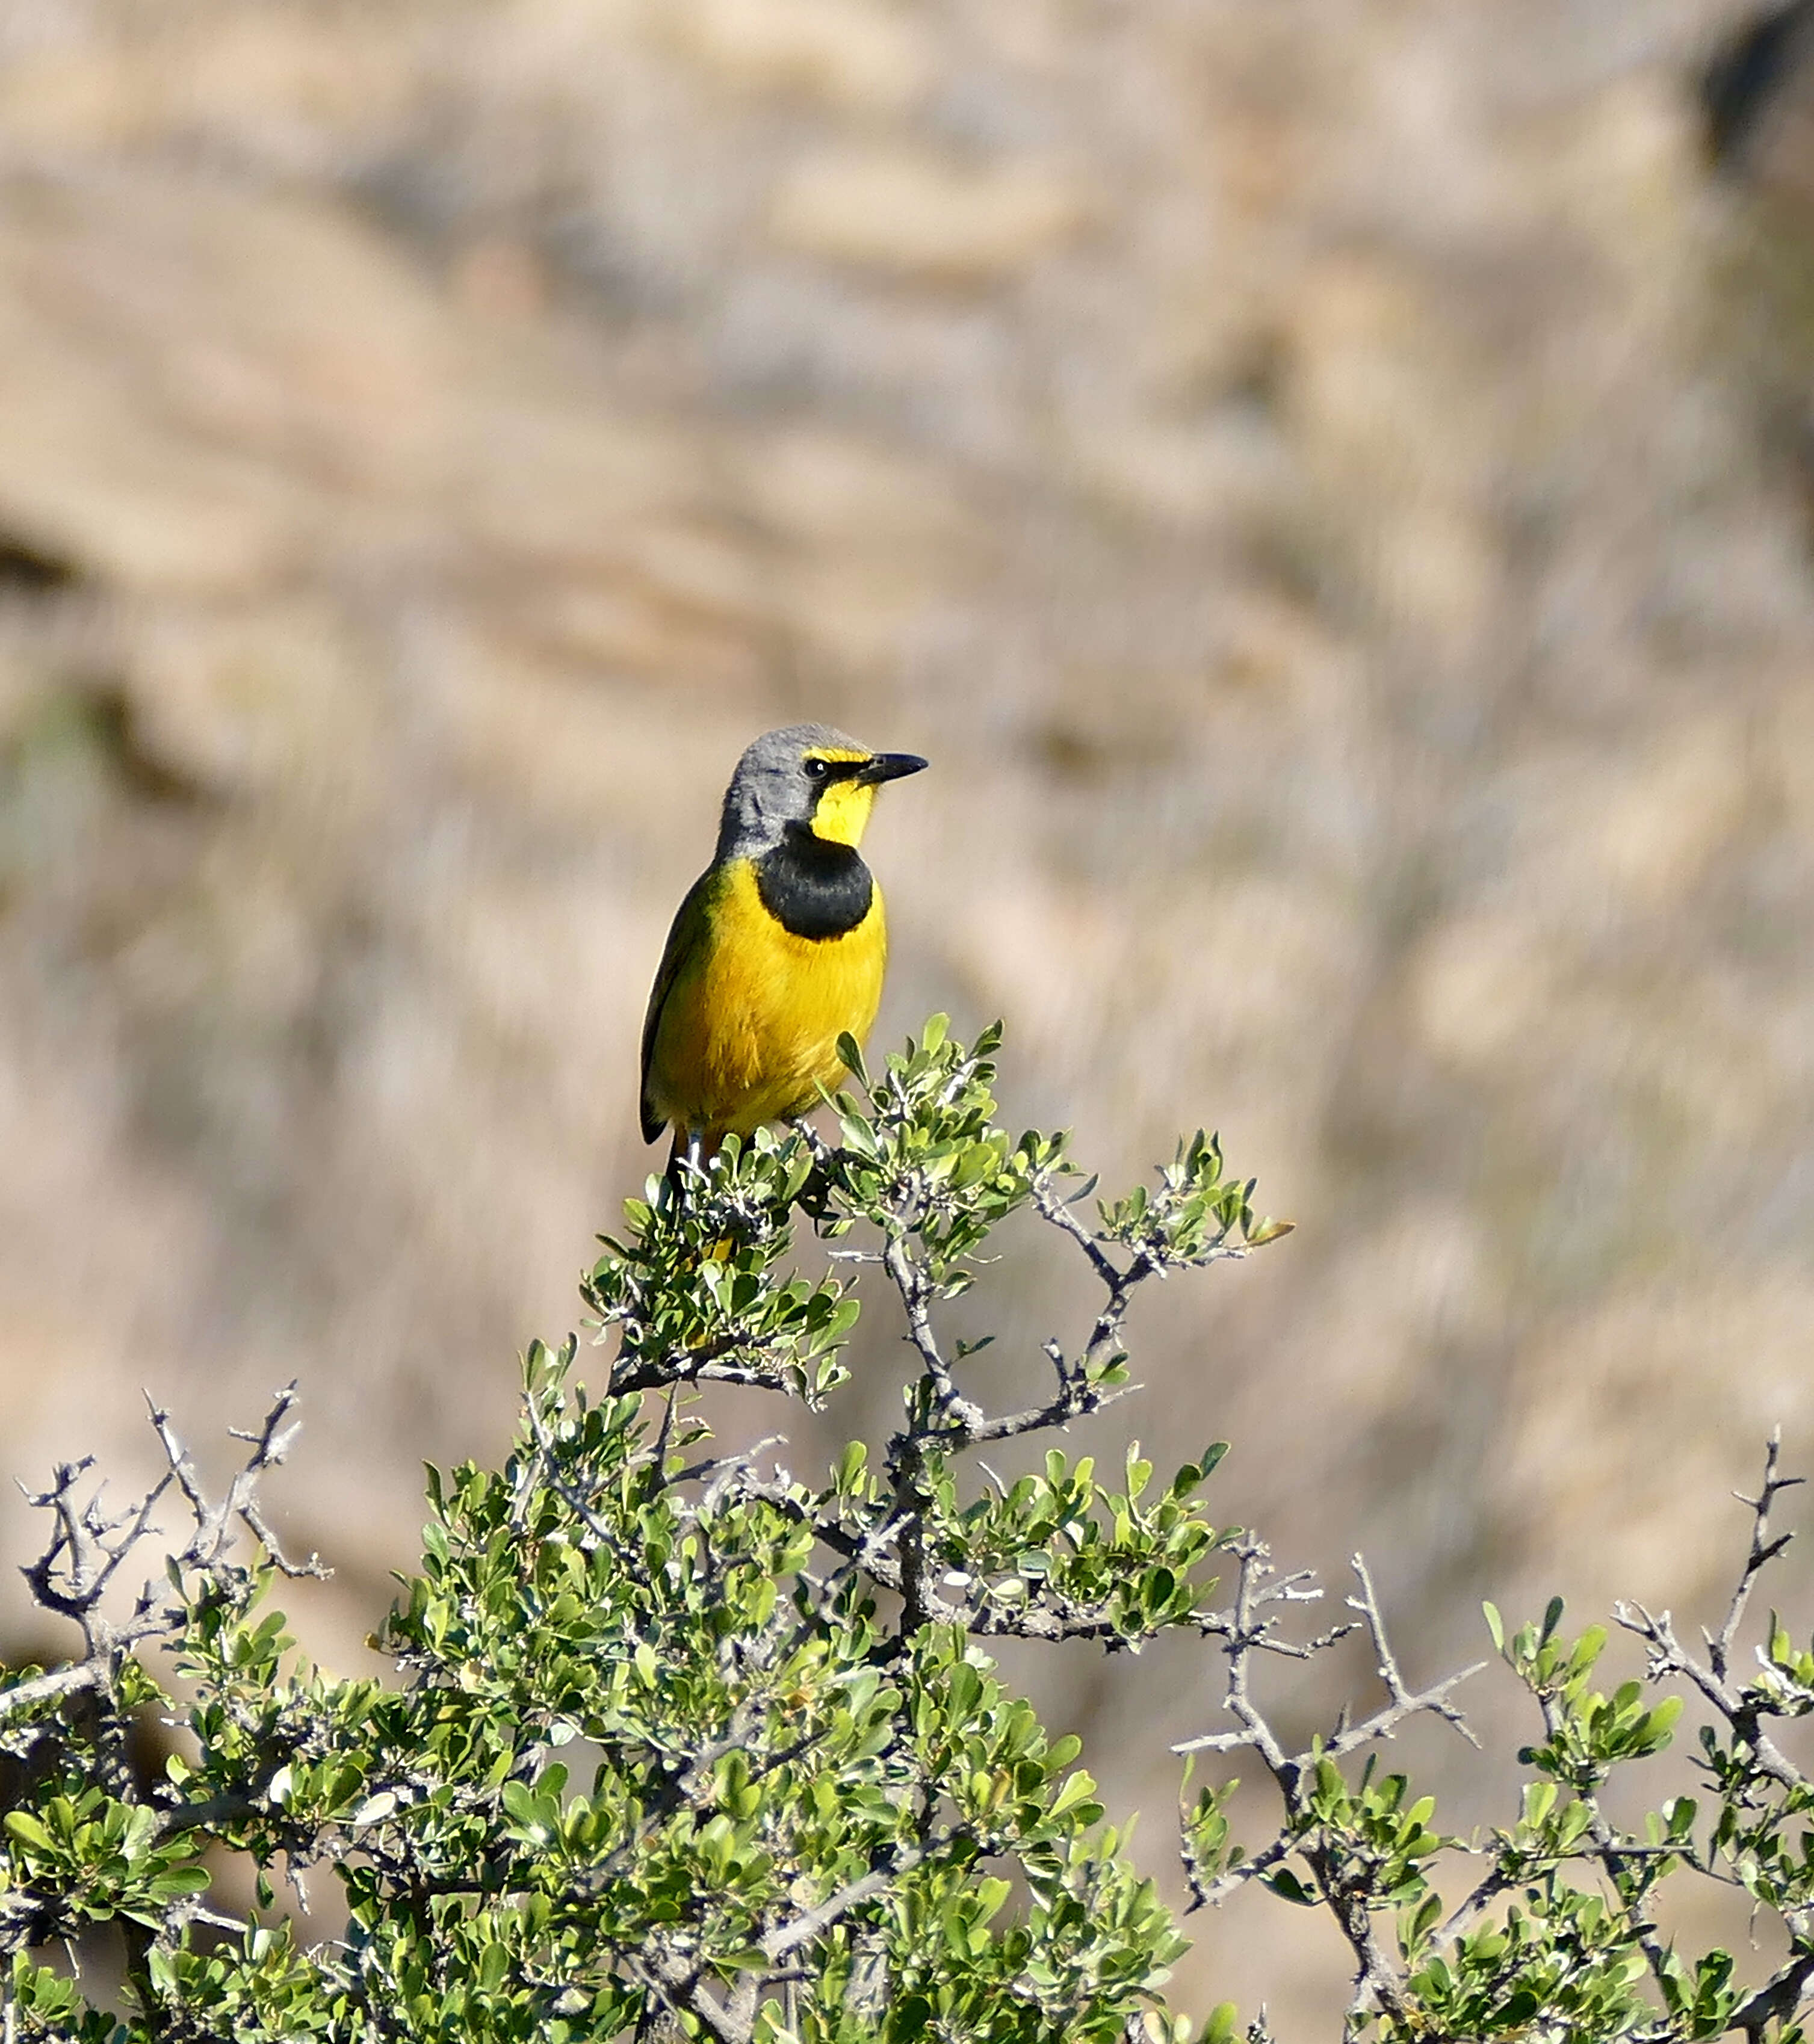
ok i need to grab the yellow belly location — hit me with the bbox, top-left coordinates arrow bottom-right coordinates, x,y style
646,858 -> 887,1142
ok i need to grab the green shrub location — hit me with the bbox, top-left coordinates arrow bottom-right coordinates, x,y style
3,1019 -> 1813,2042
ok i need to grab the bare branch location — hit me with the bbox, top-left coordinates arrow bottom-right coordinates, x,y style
1182,1829 -> 1298,1910
1339,1554 -> 1481,1754
1029,1170 -> 1127,1291
761,1857 -> 918,1963
1614,1598 -> 1810,1796
1710,1428 -> 1802,1684
882,1232 -> 984,1433
3,1386 -> 326,1729
607,1341 -> 806,1398
1727,1940 -> 1814,2043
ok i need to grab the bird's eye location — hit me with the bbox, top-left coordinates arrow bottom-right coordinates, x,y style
803,757 -> 831,782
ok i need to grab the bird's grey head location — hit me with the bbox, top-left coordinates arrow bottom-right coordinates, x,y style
714,724 -> 927,859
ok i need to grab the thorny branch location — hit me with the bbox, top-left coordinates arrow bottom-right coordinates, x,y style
580,1101 -> 1814,2044
876,1164 -> 1175,1476
1342,1554 -> 1481,1755
2,1385 -> 326,1729
19,1050 -> 1814,2043
607,1332 -> 805,1399
1163,1430 -> 1814,2040
1616,1430 -> 1810,1797
1605,1434 -> 1814,2040
1165,1536 -> 1488,2029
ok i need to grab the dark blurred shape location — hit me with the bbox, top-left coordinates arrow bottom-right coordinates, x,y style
1704,1 -> 1814,181
0,531 -> 82,597
1,682 -> 213,814
80,685 -> 218,809
1701,1 -> 1814,546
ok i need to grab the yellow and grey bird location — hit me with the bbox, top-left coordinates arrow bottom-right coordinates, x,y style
640,724 -> 927,1163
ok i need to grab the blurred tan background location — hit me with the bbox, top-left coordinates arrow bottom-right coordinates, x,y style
7,0 -> 1814,2026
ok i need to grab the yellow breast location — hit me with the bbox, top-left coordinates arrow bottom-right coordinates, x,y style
646,857 -> 887,1141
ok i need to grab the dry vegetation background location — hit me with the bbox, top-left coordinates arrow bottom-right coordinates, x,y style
5,0 -> 1814,2026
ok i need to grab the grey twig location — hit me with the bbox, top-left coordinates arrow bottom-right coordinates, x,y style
1340,1554 -> 1482,1755
1615,1436 -> 1812,1799
1727,1935 -> 1814,2043
1174,1537 -> 1481,2025
1710,1428 -> 1801,1685
2,1386 -> 326,1729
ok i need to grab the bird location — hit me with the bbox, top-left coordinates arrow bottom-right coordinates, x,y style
640,724 -> 927,1167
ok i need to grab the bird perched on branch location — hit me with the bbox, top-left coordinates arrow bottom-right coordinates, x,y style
640,724 -> 927,1167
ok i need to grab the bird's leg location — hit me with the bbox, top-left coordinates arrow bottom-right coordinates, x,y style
660,1128 -> 705,1207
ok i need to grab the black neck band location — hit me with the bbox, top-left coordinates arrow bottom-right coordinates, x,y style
754,830 -> 874,940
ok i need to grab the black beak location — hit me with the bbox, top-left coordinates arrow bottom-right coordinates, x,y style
860,752 -> 929,785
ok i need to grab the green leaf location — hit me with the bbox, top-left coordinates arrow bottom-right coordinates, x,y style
4,1811 -> 55,1854
831,1440 -> 867,1493
0,1022 -> 1370,2043
1265,1867 -> 1317,1906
